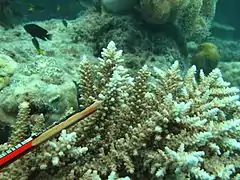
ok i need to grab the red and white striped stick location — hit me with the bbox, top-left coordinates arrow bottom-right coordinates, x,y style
0,101 -> 102,170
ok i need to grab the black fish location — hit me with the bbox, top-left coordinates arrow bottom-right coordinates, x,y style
24,23 -> 52,41
62,19 -> 68,27
31,37 -> 43,55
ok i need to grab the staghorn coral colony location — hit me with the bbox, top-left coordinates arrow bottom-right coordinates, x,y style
0,41 -> 239,179
0,0 -> 240,179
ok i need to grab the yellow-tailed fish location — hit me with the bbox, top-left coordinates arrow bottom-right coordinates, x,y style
31,37 -> 44,55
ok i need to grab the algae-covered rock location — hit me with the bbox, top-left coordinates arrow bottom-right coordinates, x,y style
0,74 -> 78,124
0,54 -> 17,90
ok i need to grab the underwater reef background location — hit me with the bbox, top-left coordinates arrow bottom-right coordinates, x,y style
0,0 -> 239,179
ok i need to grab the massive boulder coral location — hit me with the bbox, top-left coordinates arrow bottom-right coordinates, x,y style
191,42 -> 220,75
0,41 -> 240,179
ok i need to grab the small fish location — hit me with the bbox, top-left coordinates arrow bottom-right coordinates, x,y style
28,5 -> 45,12
31,37 -> 43,55
24,23 -> 52,41
56,4 -> 61,11
62,19 -> 68,27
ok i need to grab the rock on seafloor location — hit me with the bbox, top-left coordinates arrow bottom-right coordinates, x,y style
0,74 -> 78,124
0,54 -> 17,90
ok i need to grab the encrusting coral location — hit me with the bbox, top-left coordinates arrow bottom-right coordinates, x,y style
0,41 -> 240,179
